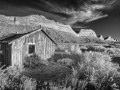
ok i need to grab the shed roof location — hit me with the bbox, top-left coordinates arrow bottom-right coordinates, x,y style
0,23 -> 41,37
0,24 -> 42,43
0,34 -> 24,43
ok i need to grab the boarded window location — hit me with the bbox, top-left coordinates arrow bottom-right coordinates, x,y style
28,44 -> 35,54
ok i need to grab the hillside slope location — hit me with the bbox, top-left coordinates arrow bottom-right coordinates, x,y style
0,14 -> 77,37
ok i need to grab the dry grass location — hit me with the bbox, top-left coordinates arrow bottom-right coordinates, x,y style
0,51 -> 120,90
0,66 -> 37,90
69,52 -> 120,90
22,64 -> 72,81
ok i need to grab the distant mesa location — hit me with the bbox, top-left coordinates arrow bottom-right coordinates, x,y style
115,39 -> 119,42
104,36 -> 116,41
98,35 -> 104,40
77,29 -> 97,37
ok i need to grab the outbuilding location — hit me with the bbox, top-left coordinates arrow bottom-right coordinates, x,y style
0,25 -> 57,67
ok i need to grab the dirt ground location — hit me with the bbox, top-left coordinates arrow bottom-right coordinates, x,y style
21,63 -> 72,81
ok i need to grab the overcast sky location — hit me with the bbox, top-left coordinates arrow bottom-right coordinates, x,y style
0,0 -> 120,40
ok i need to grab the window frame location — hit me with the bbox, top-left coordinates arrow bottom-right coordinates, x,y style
28,43 -> 36,55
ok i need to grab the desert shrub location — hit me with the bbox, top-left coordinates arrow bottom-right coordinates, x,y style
0,66 -> 37,90
47,50 -> 120,90
114,48 -> 120,54
70,45 -> 82,54
0,54 -> 119,90
57,58 -> 73,66
87,46 -> 105,52
23,53 -> 43,68
48,53 -> 82,67
105,48 -> 120,56
0,66 -> 21,89
70,52 -> 120,90
2,52 -> 119,90
80,46 -> 87,52
48,53 -> 70,63
105,48 -> 114,55
84,52 -> 119,78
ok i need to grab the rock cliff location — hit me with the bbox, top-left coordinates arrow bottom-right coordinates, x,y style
105,36 -> 115,41
78,29 -> 97,37
0,15 -> 77,35
98,35 -> 104,40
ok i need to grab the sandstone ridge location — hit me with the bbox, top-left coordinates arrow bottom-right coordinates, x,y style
0,15 -> 76,35
105,36 -> 115,41
98,35 -> 104,40
78,29 -> 97,37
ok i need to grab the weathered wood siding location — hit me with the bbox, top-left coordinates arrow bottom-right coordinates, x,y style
10,29 -> 56,67
0,43 -> 11,67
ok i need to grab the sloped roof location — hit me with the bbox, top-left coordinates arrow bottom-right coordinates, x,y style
0,23 -> 41,37
0,24 -> 41,42
0,30 -> 40,43
0,34 -> 24,43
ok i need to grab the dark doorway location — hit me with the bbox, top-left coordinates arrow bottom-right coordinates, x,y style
0,52 -> 4,67
0,43 -> 12,68
112,57 -> 120,65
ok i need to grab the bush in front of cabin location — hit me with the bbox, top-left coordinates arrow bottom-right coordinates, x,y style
0,66 -> 37,90
57,58 -> 73,66
23,54 -> 43,68
48,53 -> 83,67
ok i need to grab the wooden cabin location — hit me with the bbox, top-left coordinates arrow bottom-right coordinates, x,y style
0,25 -> 78,68
0,26 -> 58,67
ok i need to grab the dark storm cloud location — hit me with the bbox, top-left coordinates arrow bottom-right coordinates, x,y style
86,2 -> 120,40
0,0 -> 118,25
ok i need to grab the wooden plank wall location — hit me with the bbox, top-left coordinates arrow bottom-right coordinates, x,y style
11,29 -> 56,67
0,43 -> 11,67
